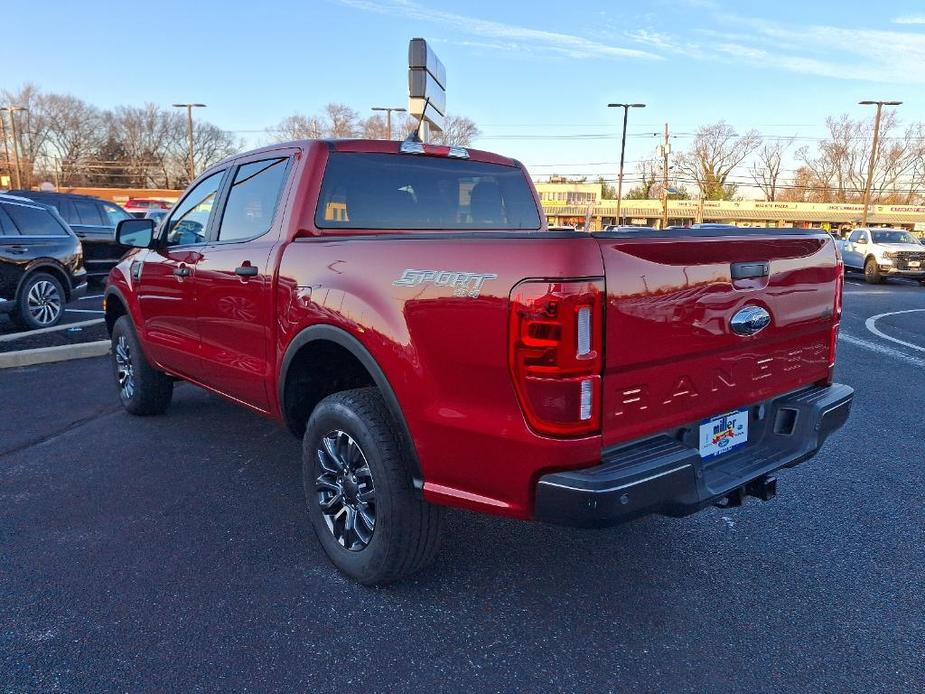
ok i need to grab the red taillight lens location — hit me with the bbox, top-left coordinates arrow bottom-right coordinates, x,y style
509,279 -> 603,437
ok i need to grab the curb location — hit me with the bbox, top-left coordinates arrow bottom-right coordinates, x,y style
0,318 -> 105,343
0,340 -> 111,369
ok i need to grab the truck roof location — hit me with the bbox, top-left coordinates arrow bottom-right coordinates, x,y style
213,139 -> 519,169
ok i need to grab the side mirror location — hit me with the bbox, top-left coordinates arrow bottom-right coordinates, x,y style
116,218 -> 156,248
856,237 -> 867,245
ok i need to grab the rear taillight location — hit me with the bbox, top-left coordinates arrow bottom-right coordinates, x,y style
509,279 -> 603,437
825,257 -> 844,383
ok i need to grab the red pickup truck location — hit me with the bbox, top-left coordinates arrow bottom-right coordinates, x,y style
104,139 -> 853,584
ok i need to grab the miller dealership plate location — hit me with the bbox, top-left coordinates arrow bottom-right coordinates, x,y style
698,409 -> 748,459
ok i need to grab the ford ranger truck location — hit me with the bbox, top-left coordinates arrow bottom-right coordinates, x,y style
103,139 -> 854,584
839,226 -> 925,284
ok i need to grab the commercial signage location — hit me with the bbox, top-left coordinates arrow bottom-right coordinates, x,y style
408,38 -> 445,133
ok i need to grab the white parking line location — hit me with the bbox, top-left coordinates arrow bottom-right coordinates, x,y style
839,332 -> 925,367
865,309 -> 925,354
65,308 -> 105,314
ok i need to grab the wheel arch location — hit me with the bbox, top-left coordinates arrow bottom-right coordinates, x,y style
279,324 -> 423,486
17,261 -> 73,301
103,286 -> 130,335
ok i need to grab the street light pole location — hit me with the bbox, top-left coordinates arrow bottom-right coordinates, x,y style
0,112 -> 11,188
1,107 -> 28,190
859,100 -> 902,227
607,103 -> 645,226
371,106 -> 407,140
172,103 -> 206,182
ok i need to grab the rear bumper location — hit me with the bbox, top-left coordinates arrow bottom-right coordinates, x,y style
534,383 -> 854,527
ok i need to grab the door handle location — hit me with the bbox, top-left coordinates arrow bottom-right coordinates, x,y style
234,264 -> 259,277
7,245 -> 28,254
173,264 -> 192,278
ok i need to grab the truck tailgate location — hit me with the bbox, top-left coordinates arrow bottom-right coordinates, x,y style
594,230 -> 839,449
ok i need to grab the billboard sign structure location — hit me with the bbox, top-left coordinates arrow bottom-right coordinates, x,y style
408,38 -> 445,134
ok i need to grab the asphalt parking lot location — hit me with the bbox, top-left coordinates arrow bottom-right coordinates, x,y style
0,291 -> 105,336
1,276 -> 923,692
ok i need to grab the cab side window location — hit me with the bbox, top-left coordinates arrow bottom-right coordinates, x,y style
848,230 -> 863,243
216,158 -> 289,242
164,171 -> 225,247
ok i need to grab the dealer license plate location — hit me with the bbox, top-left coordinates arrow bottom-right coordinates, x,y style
908,260 -> 921,268
698,409 -> 749,459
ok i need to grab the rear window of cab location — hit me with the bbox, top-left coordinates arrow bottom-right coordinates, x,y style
315,153 -> 541,230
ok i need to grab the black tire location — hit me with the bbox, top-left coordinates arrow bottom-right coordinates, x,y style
111,316 -> 173,415
303,387 -> 443,585
15,272 -> 65,330
864,257 -> 882,284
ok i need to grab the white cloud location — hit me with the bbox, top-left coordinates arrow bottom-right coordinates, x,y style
893,15 -> 925,25
334,0 -> 663,61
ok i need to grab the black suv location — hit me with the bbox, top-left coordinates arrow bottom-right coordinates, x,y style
0,194 -> 87,329
7,191 -> 133,282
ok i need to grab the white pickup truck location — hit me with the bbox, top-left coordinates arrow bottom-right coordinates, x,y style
839,227 -> 925,284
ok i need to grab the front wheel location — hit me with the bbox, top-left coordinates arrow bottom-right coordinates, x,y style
303,388 -> 444,585
111,316 -> 173,415
864,257 -> 882,284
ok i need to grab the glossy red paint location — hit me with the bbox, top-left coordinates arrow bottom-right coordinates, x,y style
106,139 -> 844,521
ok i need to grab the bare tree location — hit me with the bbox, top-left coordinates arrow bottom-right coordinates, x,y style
38,94 -> 104,186
431,114 -> 480,147
271,113 -> 324,141
675,121 -> 761,200
359,113 -> 389,139
322,103 -> 359,138
1,83 -> 52,187
750,138 -> 794,201
795,112 -> 924,204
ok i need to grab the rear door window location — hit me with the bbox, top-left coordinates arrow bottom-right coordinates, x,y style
216,158 -> 289,242
74,199 -> 104,225
315,153 -> 541,230
1,203 -> 68,236
0,206 -> 18,236
100,202 -> 131,226
56,199 -> 79,224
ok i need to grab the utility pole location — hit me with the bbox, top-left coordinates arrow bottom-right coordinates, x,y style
1,107 -> 27,190
172,103 -> 206,182
0,112 -> 10,187
660,122 -> 670,229
371,106 -> 407,140
859,100 -> 902,227
607,102 -> 645,226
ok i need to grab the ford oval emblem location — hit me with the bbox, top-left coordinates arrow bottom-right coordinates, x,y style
730,305 -> 771,336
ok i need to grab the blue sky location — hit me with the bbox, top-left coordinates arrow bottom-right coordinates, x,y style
6,0 -> 925,185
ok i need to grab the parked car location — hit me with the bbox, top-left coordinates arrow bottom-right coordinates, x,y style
6,191 -> 133,282
103,139 -> 853,584
838,227 -> 925,284
124,198 -> 170,218
0,193 -> 87,329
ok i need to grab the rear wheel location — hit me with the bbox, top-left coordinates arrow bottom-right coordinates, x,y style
111,316 -> 173,415
15,273 -> 65,330
303,388 -> 443,585
864,257 -> 882,284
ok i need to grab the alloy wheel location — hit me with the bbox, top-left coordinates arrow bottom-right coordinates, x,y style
114,334 -> 135,400
315,430 -> 377,551
26,280 -> 62,326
